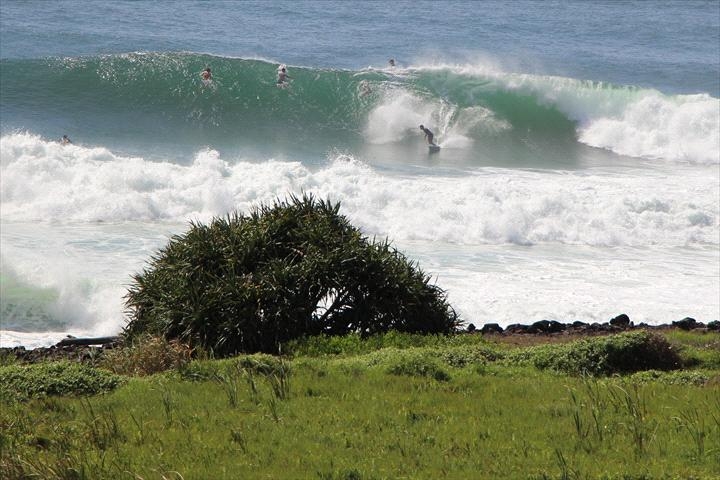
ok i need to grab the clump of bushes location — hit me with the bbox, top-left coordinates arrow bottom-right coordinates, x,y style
236,354 -> 289,377
285,330 -> 490,357
509,331 -> 681,376
386,351 -> 451,381
179,353 -> 289,382
124,194 -> 459,356
0,362 -> 122,402
101,335 -> 193,376
629,369 -> 714,386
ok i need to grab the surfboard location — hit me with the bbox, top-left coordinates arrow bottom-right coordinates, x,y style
429,144 -> 440,153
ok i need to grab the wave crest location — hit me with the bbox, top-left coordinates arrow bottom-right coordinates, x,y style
1,53 -> 717,164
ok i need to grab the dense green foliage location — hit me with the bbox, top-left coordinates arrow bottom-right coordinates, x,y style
289,331 -> 686,377
508,331 -> 682,375
0,362 -> 122,402
124,194 -> 458,356
285,330 -> 491,357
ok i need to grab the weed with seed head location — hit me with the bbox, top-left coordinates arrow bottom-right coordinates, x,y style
555,448 -> 580,480
230,428 -> 248,453
243,368 -> 260,405
609,383 -> 657,456
673,406 -> 706,458
214,371 -> 241,408
568,388 -> 590,445
79,398 -> 125,451
156,383 -> 175,426
267,356 -> 291,400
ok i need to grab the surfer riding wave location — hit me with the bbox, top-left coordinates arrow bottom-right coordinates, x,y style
419,124 -> 436,146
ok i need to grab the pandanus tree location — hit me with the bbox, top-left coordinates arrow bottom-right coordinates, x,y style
124,194 -> 459,356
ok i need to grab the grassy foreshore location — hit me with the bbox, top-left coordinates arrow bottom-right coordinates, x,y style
1,329 -> 719,479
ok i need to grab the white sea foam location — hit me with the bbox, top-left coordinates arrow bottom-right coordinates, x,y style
578,93 -> 720,164
1,133 -> 718,246
364,90 -> 436,144
410,63 -> 720,164
363,87 -> 509,148
501,74 -> 719,164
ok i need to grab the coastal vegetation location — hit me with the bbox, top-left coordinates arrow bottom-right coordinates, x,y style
124,194 -> 459,356
1,330 -> 719,479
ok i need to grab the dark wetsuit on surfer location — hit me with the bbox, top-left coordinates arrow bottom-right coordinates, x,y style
419,125 -> 435,146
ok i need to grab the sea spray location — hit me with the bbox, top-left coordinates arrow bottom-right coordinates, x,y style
1,134 -> 716,247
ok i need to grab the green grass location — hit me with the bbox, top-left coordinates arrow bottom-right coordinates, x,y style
663,330 -> 720,370
2,330 -> 719,479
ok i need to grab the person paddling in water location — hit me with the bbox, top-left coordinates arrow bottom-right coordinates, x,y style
201,67 -> 212,81
276,66 -> 291,88
60,135 -> 72,145
419,125 -> 436,146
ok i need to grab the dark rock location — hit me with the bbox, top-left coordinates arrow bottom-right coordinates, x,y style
480,323 -> 504,334
672,317 -> 698,331
505,324 -> 529,334
530,320 -> 566,334
531,320 -> 551,333
609,314 -> 631,328
547,321 -> 566,333
0,339 -> 121,365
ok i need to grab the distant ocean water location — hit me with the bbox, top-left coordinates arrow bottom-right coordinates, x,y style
1,0 -> 718,348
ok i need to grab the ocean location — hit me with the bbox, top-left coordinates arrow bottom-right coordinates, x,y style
1,0 -> 718,348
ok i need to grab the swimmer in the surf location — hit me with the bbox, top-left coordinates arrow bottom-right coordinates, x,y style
419,125 -> 436,146
60,135 -> 72,145
276,66 -> 291,87
388,58 -> 396,67
201,67 -> 212,82
358,80 -> 371,97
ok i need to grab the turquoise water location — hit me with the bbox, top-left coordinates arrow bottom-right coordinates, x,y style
1,1 -> 718,347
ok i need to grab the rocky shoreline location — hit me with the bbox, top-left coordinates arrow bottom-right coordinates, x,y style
1,335 -> 122,365
2,315 -> 717,365
467,314 -> 720,335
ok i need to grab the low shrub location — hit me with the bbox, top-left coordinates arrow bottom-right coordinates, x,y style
0,362 -> 122,401
507,331 -> 681,376
124,194 -> 459,356
237,354 -> 289,377
435,344 -> 503,367
675,345 -> 720,370
386,351 -> 451,381
285,331 -> 490,357
101,335 -> 192,376
180,354 -> 290,382
629,369 -> 714,386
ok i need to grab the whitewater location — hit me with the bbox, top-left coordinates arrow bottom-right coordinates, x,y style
1,1 -> 719,348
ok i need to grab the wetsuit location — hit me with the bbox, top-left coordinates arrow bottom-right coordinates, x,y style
421,126 -> 434,145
